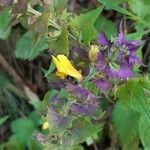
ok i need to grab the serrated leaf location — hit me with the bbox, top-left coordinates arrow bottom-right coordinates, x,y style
0,115 -> 9,126
50,25 -> 68,55
71,6 -> 103,45
15,31 -> 48,60
0,10 -> 11,39
64,118 -> 101,145
112,101 -> 140,145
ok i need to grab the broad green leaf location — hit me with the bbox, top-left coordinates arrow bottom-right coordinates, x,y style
128,0 -> 150,18
115,79 -> 150,120
64,118 -> 101,145
2,136 -> 24,150
128,0 -> 150,27
15,31 -> 48,60
29,111 -> 42,127
4,135 -> 41,150
11,118 -> 35,145
0,10 -> 11,39
112,101 -> 140,145
71,6 -> 104,45
50,25 -> 69,55
139,115 -> 150,149
94,16 -> 117,38
0,115 -> 9,126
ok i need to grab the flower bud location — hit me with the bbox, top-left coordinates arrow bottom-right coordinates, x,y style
89,45 -> 99,62
42,121 -> 49,130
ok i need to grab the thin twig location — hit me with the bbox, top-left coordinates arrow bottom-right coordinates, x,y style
0,52 -> 39,102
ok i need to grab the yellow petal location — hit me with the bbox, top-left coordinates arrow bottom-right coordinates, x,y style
42,121 -> 49,130
56,71 -> 67,79
52,55 -> 62,72
52,55 -> 83,81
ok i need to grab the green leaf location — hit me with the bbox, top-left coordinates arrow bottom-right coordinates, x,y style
0,115 -> 9,126
128,0 -> 150,27
50,0 -> 68,15
94,16 -> 117,38
42,89 -> 58,107
0,72 -> 10,88
0,10 -> 11,39
98,0 -> 134,16
29,111 -> 42,127
11,118 -> 35,145
30,12 -> 49,34
139,115 -> 150,149
2,136 -> 24,150
43,62 -> 55,78
115,79 -> 150,120
128,0 -> 150,18
64,118 -> 101,145
71,6 -> 104,45
50,25 -> 69,55
44,143 -> 83,150
15,31 -> 48,60
112,101 -> 140,145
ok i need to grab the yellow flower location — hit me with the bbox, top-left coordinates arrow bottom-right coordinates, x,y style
89,44 -> 99,62
52,55 -> 83,81
42,121 -> 49,130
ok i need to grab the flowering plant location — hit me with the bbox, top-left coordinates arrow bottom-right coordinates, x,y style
0,0 -> 150,150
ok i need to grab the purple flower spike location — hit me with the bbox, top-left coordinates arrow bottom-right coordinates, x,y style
114,65 -> 133,80
116,32 -> 125,45
95,26 -> 142,82
70,104 -> 95,116
126,40 -> 142,52
129,53 -> 141,65
66,84 -> 99,106
97,51 -> 107,71
94,78 -> 112,93
51,96 -> 65,105
47,107 -> 70,131
98,32 -> 110,46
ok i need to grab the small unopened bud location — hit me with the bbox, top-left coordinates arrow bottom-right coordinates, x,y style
42,121 -> 49,130
89,45 -> 99,62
